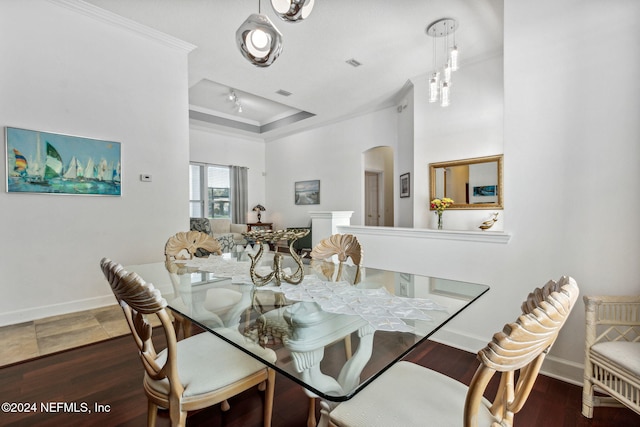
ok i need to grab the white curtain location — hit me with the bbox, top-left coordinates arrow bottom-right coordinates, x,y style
230,166 -> 248,224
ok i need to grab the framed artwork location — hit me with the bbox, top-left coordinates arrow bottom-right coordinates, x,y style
5,127 -> 121,196
473,185 -> 497,197
295,180 -> 320,205
400,172 -> 410,198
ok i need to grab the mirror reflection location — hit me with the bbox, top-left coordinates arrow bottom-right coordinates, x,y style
429,155 -> 503,210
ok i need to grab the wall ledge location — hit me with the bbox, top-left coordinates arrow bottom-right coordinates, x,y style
339,225 -> 512,244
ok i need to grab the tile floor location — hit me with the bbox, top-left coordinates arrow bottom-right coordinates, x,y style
0,305 -> 137,367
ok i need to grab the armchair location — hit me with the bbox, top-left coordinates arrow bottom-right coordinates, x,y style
582,295 -> 640,417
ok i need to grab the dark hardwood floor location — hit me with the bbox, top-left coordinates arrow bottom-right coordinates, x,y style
1,327 -> 638,427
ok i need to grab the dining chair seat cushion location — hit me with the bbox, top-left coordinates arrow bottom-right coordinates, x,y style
147,332 -> 275,398
591,342 -> 640,376
329,361 -> 495,427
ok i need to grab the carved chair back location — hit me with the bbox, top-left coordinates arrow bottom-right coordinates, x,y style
310,233 -> 363,284
100,258 -> 183,396
164,230 -> 222,262
464,276 -> 579,426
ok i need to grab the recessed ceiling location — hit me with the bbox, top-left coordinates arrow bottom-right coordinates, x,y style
83,0 -> 504,140
188,79 -> 314,134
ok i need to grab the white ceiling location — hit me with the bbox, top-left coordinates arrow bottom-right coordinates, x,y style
84,0 -> 503,140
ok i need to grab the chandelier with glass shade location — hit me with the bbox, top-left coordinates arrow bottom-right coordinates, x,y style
426,18 -> 460,107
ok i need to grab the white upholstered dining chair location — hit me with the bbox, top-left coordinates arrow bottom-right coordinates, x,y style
304,233 -> 363,426
323,276 -> 579,427
164,231 -> 238,338
100,258 -> 276,427
310,233 -> 363,285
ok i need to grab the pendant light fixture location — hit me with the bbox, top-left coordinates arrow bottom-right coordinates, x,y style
450,29 -> 459,71
429,71 -> 440,103
236,0 -> 283,67
271,0 -> 315,22
426,18 -> 459,107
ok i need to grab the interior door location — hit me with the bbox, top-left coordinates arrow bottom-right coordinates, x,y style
365,171 -> 380,226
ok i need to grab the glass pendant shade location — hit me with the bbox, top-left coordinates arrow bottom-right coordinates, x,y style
271,0 -> 314,22
443,60 -> 452,83
449,45 -> 459,71
429,72 -> 439,103
236,13 -> 283,67
440,82 -> 450,107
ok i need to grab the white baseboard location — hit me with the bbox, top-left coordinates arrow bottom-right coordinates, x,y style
0,262 -> 175,328
0,295 -> 117,327
430,327 -> 584,386
537,354 -> 585,387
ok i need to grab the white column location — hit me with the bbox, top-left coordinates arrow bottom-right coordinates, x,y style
309,211 -> 354,248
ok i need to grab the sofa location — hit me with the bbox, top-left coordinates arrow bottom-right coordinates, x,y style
190,218 -> 247,253
286,226 -> 312,255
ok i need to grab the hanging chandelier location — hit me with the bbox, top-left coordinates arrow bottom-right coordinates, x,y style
270,0 -> 315,22
426,18 -> 459,107
236,0 -> 315,67
236,1 -> 283,67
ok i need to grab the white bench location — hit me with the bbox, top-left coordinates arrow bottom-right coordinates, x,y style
582,295 -> 640,418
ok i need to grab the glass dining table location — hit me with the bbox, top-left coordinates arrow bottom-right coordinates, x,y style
162,252 -> 489,425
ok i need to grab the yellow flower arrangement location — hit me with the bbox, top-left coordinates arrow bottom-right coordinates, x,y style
430,198 -> 454,229
430,197 -> 454,213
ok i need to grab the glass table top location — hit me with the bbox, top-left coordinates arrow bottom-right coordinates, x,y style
163,253 -> 489,402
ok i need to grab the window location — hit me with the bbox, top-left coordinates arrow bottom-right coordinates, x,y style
189,163 -> 230,218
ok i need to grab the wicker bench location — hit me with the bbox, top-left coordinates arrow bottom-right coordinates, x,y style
582,295 -> 640,418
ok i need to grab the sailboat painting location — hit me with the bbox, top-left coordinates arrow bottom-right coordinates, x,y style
5,127 -> 121,196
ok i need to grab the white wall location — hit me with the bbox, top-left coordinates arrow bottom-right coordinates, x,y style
501,0 -> 640,378
189,125 -> 266,222
413,52 -> 505,231
396,85 -> 415,228
0,0 -> 192,325
345,0 -> 640,384
265,108 -> 398,231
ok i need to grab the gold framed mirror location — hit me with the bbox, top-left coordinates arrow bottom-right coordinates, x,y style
429,155 -> 503,210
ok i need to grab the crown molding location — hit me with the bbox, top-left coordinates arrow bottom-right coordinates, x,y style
49,0 -> 196,52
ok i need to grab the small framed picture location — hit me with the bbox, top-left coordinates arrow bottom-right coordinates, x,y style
400,173 -> 410,198
295,179 -> 320,205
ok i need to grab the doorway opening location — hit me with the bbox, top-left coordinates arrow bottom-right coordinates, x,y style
363,146 -> 394,226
